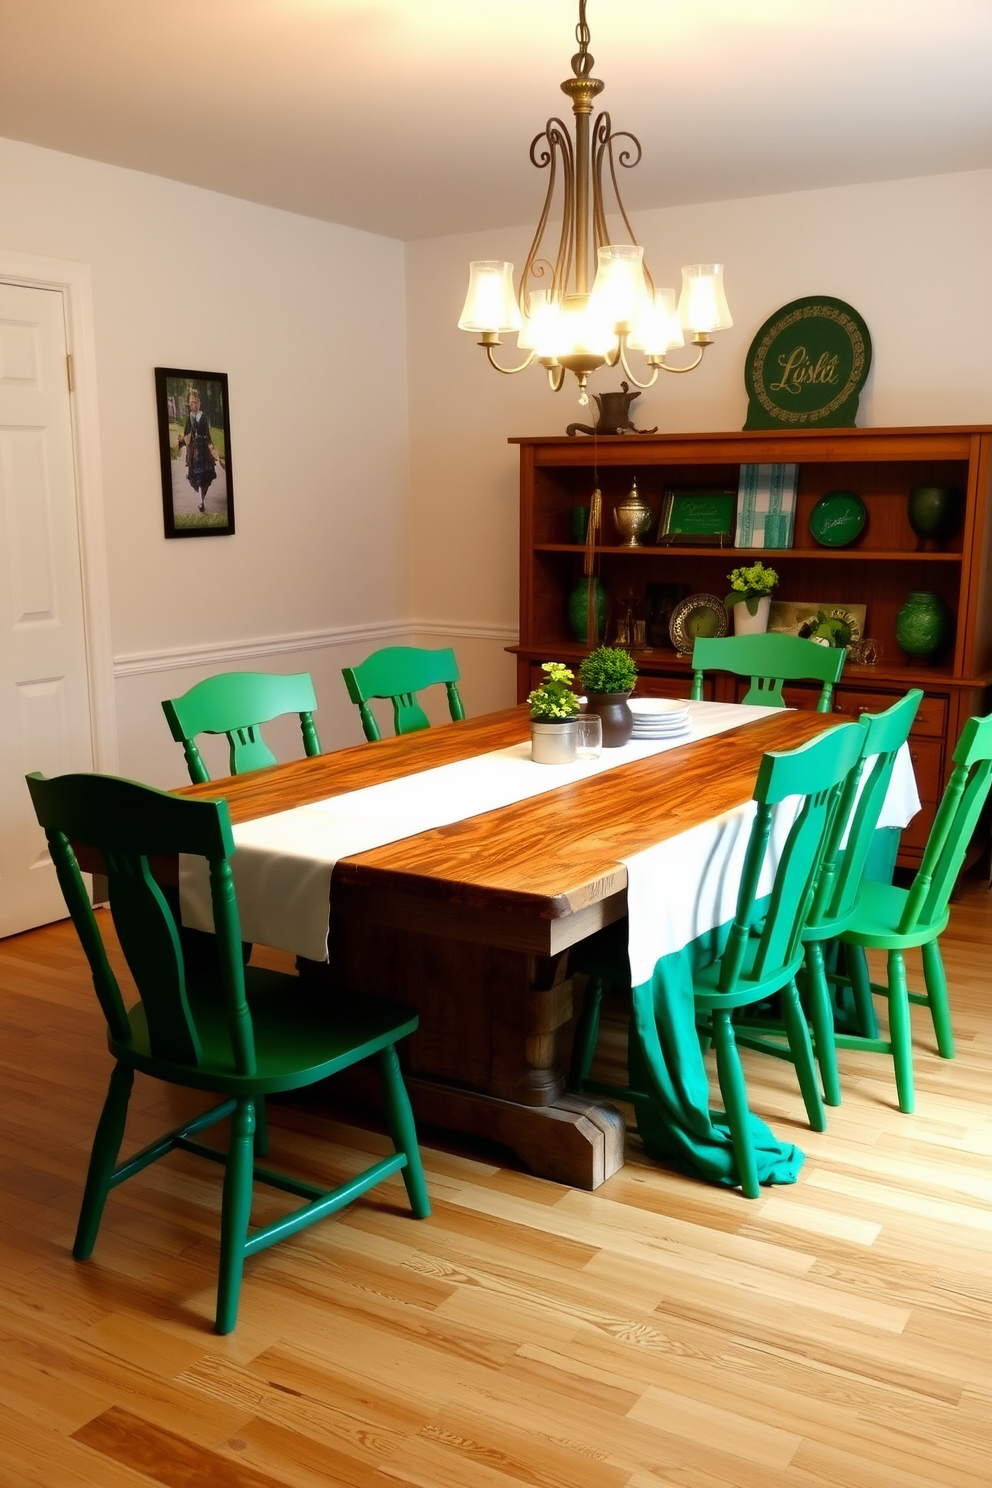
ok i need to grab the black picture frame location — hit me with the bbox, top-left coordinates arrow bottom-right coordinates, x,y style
155,367 -> 235,538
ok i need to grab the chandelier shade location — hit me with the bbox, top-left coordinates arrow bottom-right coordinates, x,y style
458,261 -> 521,335
457,0 -> 731,401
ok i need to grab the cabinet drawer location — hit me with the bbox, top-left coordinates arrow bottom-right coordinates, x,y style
833,687 -> 947,738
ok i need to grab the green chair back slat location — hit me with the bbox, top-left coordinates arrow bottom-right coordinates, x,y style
690,633 -> 846,712
342,646 -> 465,742
901,711 -> 992,934
810,689 -> 923,931
26,771 -> 250,1072
721,723 -> 864,992
163,671 -> 321,783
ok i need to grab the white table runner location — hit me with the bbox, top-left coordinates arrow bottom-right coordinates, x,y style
623,747 -> 919,987
179,701 -> 919,966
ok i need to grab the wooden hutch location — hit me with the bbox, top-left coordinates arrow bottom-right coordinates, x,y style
509,425 -> 992,869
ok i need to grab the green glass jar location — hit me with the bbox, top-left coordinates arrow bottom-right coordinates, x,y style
894,591 -> 951,658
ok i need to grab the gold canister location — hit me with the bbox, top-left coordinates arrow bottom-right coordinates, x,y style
612,477 -> 652,547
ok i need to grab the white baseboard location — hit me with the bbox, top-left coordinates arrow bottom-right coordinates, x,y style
114,619 -> 518,677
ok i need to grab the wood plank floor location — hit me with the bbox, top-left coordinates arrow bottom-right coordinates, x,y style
0,880 -> 989,1487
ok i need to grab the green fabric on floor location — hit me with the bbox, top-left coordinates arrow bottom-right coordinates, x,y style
625,912 -> 804,1189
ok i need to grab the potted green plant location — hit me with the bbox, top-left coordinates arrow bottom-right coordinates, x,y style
578,645 -> 638,747
725,561 -> 779,635
527,661 -> 580,764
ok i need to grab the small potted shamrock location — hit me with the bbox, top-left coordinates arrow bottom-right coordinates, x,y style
578,645 -> 638,747
725,561 -> 779,635
527,661 -> 580,763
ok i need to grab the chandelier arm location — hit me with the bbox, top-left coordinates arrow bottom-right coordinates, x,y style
598,118 -> 646,260
658,345 -> 708,375
547,364 -> 566,392
523,122 -> 574,306
591,113 -> 611,250
554,125 -> 575,299
484,345 -> 538,376
617,343 -> 660,389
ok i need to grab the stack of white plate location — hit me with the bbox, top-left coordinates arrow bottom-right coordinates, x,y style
628,697 -> 693,742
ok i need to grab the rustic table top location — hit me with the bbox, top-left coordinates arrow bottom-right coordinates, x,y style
180,705 -> 840,925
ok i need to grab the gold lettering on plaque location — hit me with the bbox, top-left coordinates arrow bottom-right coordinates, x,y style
769,346 -> 841,395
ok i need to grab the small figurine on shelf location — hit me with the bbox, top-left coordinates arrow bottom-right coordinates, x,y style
724,561 -> 779,635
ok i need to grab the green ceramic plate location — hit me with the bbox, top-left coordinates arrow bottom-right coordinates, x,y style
809,489 -> 866,547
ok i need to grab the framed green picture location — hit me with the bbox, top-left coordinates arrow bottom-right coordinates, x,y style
656,489 -> 736,546
743,296 -> 872,430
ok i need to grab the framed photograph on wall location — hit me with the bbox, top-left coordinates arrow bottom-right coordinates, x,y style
155,368 -> 235,538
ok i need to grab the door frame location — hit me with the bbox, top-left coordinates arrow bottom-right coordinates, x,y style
0,249 -> 118,773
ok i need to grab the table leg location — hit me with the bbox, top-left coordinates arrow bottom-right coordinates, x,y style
320,914 -> 625,1189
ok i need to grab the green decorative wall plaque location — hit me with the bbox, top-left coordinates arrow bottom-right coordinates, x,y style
743,295 -> 872,430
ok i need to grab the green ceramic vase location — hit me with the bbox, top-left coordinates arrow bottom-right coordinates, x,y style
569,577 -> 607,644
894,591 -> 951,658
907,486 -> 957,547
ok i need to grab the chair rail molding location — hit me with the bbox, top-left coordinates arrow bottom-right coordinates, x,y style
114,621 -> 413,678
115,619 -> 519,677
414,619 -> 518,643
1,246 -> 118,772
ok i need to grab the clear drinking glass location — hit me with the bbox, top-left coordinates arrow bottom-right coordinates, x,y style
575,714 -> 603,760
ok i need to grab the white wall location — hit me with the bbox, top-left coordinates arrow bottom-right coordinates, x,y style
405,168 -> 992,704
0,135 -> 414,785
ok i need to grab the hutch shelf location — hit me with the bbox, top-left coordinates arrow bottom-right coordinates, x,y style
509,426 -> 992,869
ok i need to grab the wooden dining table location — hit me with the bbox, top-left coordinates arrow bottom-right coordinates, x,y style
174,702 -> 841,1190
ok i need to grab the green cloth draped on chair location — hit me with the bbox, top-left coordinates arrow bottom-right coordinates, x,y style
26,770 -> 430,1334
163,670 -> 321,784
690,633 -> 846,712
570,721 -> 864,1197
342,646 -> 465,742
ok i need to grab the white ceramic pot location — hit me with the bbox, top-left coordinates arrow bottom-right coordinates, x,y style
530,719 -> 578,764
733,595 -> 771,635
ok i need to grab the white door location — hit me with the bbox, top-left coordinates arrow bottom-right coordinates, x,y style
0,282 -> 94,936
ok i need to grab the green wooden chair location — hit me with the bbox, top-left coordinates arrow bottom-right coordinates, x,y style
342,646 -> 465,743
25,770 -> 430,1334
163,671 -> 321,784
825,710 -> 992,1113
733,690 -> 923,1108
690,633 -> 846,712
569,721 -> 864,1197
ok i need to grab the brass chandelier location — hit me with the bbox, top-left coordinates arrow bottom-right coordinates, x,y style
458,0 -> 732,404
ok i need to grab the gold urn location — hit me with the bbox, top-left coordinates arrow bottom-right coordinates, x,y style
612,478 -> 652,547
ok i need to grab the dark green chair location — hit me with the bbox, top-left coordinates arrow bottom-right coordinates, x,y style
827,710 -> 992,1113
342,646 -> 465,743
163,671 -> 321,784
733,690 -> 923,1108
569,721 -> 864,1197
690,633 -> 846,712
26,770 -> 430,1334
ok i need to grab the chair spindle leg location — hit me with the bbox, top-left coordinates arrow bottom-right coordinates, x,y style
216,1098 -> 255,1335
74,1062 -> 134,1260
378,1046 -> 430,1219
712,1011 -> 759,1199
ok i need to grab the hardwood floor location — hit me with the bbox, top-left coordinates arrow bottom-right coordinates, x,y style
0,881 -> 989,1487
